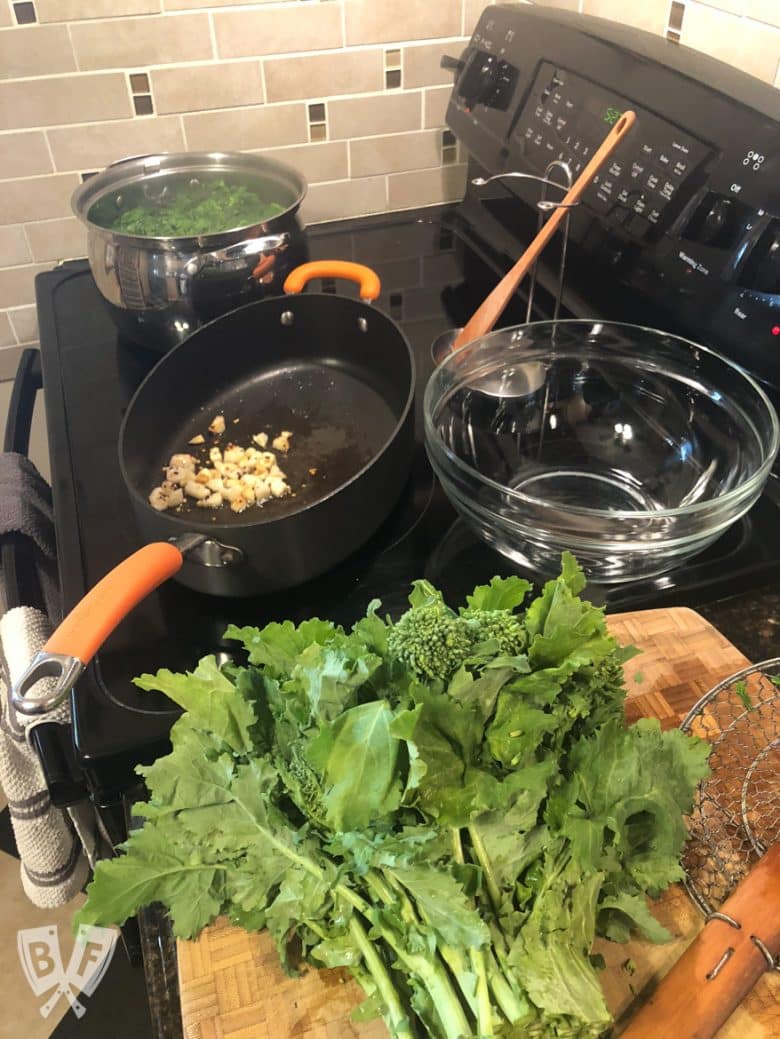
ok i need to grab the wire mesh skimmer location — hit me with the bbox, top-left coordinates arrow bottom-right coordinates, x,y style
680,657 -> 780,968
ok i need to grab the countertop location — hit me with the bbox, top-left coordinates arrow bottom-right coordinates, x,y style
698,588 -> 779,664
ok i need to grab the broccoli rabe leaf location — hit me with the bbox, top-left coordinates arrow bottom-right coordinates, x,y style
134,656 -> 255,753
307,701 -> 402,831
465,575 -> 532,613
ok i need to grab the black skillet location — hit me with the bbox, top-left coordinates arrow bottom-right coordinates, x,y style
11,261 -> 415,716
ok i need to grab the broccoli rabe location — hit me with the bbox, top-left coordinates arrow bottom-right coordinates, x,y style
387,598 -> 473,682
462,608 -> 526,655
388,587 -> 527,682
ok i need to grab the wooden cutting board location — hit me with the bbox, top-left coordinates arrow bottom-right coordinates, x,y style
177,607 -> 779,1039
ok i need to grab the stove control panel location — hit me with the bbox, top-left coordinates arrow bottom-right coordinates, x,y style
514,62 -> 711,242
446,4 -> 780,392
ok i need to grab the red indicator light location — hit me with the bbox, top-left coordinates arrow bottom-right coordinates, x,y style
773,326 -> 780,336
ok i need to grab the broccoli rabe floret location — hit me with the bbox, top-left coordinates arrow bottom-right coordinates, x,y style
387,599 -> 473,682
461,608 -> 526,655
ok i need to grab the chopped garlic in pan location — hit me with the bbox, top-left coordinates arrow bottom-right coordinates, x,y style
149,422 -> 293,513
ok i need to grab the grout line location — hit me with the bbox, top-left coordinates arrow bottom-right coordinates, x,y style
0,88 -> 428,141
207,10 -> 218,61
0,123 -> 441,183
339,0 -> 346,49
461,0 -> 466,37
19,222 -> 33,262
346,137 -> 352,178
41,128 -> 57,173
179,113 -> 188,149
65,22 -> 80,74
0,37 -> 468,84
258,58 -> 268,106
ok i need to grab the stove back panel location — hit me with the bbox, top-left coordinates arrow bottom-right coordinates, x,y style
446,4 -> 780,395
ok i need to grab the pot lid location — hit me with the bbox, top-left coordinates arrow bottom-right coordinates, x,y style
71,150 -> 307,245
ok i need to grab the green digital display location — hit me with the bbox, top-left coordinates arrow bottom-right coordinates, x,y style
604,106 -> 623,126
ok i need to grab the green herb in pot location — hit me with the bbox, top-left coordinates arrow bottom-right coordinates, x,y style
109,179 -> 285,237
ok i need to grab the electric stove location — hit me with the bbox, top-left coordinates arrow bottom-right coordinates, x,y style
26,202 -> 779,809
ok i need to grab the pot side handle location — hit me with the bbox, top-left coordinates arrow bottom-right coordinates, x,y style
10,543 -> 184,716
283,261 -> 381,302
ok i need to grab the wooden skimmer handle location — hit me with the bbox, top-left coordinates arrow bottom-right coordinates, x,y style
451,110 -> 637,352
621,842 -> 780,1039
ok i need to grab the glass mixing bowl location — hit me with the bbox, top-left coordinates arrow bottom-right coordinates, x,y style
424,321 -> 779,583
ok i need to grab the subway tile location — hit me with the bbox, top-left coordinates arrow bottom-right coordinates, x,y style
48,115 -> 184,170
387,163 -> 467,210
350,129 -> 441,178
681,2 -> 780,82
300,176 -> 387,224
464,0 -> 531,32
0,73 -> 131,130
36,0 -> 161,20
215,5 -> 342,59
0,4 -> 11,26
165,0 -> 278,7
152,61 -> 263,115
8,304 -> 38,344
70,12 -> 212,70
365,256 -> 421,291
424,85 -> 452,128
0,132 -> 53,178
0,174 -> 80,225
264,49 -> 383,103
746,0 -> 780,27
0,264 -> 51,308
345,0 -> 461,45
252,142 -> 349,185
0,25 -> 76,79
403,39 -> 466,88
527,0 -> 580,12
0,312 -> 14,349
0,345 -> 28,379
184,103 -> 308,152
24,217 -> 88,262
0,226 -> 31,267
581,0 -> 670,34
328,91 -> 422,140
693,0 -> 744,14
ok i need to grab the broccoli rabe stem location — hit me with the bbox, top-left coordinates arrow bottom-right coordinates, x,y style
485,948 -> 531,1025
377,868 -> 481,1021
467,823 -> 502,912
363,869 -> 473,1039
469,947 -> 495,1036
348,915 -> 414,1039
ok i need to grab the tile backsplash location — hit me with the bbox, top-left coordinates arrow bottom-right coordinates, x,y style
0,0 -> 778,355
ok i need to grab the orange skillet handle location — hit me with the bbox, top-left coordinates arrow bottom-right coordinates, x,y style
47,542 -> 184,664
11,542 -> 184,716
283,260 -> 381,302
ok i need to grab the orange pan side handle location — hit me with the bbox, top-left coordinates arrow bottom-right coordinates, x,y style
11,542 -> 184,716
283,260 -> 381,302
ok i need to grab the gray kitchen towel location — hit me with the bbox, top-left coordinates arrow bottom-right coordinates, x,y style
0,452 -> 61,621
0,605 -> 95,908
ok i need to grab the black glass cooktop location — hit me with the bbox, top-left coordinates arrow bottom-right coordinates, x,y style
35,205 -> 780,795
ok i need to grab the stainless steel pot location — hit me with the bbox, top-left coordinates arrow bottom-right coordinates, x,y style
72,151 -> 308,352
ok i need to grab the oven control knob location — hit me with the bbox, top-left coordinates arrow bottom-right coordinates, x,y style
441,54 -> 465,75
739,219 -> 780,295
699,196 -> 734,245
683,193 -> 740,248
457,51 -> 500,109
